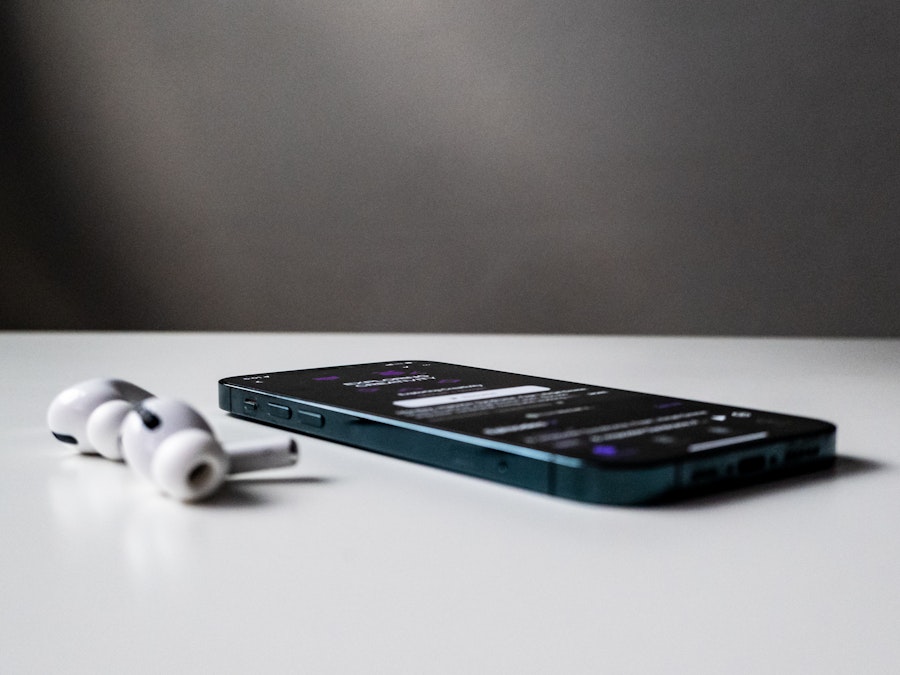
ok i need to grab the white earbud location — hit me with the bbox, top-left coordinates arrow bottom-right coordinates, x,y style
120,397 -> 298,502
49,380 -> 299,502
47,378 -> 152,459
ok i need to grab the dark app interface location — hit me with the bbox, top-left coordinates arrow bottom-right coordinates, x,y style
244,362 -> 828,465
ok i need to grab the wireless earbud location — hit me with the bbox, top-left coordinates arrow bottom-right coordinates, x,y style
119,397 -> 298,502
49,380 -> 299,502
47,378 -> 152,459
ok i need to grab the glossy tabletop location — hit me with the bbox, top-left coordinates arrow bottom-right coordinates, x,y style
1,332 -> 898,674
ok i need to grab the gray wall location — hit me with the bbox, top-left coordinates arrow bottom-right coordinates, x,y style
3,1 -> 899,334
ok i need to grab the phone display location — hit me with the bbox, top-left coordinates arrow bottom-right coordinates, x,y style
219,361 -> 836,505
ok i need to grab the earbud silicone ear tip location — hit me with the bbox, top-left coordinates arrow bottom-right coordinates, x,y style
86,399 -> 135,460
151,429 -> 229,502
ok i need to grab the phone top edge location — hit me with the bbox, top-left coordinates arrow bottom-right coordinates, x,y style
219,361 -> 494,391
218,362 -> 837,432
218,379 -> 836,470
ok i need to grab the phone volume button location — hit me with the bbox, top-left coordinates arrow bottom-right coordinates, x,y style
266,403 -> 292,419
296,410 -> 325,427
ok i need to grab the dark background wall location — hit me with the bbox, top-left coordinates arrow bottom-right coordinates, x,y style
3,1 -> 898,334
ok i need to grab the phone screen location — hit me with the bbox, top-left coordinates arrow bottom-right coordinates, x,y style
228,361 -> 832,466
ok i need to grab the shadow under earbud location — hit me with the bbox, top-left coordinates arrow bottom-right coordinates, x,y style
195,475 -> 338,508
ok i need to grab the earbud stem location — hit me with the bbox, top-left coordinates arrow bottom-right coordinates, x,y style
224,437 -> 299,474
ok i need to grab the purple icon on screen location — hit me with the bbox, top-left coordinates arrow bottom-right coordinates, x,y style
592,445 -> 618,456
377,370 -> 406,377
438,379 -> 461,385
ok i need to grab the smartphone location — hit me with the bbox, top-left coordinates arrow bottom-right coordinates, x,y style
218,361 -> 836,505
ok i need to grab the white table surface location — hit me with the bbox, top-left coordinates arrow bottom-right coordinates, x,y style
1,332 -> 898,674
